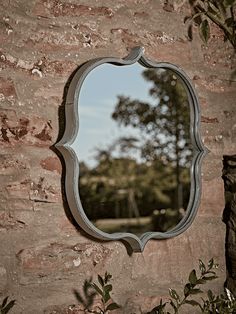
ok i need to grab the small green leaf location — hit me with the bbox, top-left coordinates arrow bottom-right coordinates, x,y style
207,289 -> 214,301
104,272 -> 112,284
184,283 -> 192,297
184,299 -> 201,306
199,259 -> 206,274
199,19 -> 210,44
105,302 -> 120,311
189,269 -> 197,285
98,275 -> 104,287
208,258 -> 214,270
103,291 -> 111,303
189,288 -> 203,295
196,278 -> 206,284
169,288 -> 180,301
92,283 -> 103,296
225,17 -> 235,28
104,284 -> 112,293
202,275 -> 218,281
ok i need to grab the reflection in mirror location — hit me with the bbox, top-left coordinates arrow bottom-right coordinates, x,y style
77,63 -> 193,236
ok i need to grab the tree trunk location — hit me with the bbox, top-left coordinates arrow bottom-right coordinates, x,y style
222,155 -> 236,296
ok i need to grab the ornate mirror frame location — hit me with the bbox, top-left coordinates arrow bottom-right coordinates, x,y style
56,47 -> 208,252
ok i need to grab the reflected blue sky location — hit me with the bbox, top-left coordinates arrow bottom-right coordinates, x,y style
76,63 -> 155,167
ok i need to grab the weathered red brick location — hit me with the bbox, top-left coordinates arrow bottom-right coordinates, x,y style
43,59 -> 76,76
193,75 -> 234,93
30,176 -> 60,203
0,77 -> 17,98
0,109 -> 54,146
16,242 -> 111,284
40,156 -> 62,174
0,212 -> 26,230
0,51 -> 76,77
0,155 -> 28,174
199,177 -> 225,216
6,180 -> 30,200
33,0 -> 114,18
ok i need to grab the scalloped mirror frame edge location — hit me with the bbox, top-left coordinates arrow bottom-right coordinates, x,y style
56,47 -> 209,253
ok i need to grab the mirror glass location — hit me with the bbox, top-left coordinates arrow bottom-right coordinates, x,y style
75,63 -> 193,236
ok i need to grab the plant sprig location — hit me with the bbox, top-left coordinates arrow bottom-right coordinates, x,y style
147,258 -> 236,314
185,0 -> 236,50
74,272 -> 120,314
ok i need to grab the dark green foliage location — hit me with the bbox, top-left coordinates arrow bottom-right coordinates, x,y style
0,297 -> 15,314
185,0 -> 236,50
74,272 -> 120,313
147,258 -> 236,313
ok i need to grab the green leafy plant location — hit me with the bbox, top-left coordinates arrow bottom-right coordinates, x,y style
0,297 -> 15,314
147,258 -> 236,313
185,0 -> 236,50
74,271 -> 120,313
200,287 -> 236,313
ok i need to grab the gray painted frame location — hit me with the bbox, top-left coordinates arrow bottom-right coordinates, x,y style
56,47 -> 208,252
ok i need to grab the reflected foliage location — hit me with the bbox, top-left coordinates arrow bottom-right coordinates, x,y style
79,68 -> 192,235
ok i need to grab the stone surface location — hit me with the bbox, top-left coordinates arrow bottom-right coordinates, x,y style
0,0 -> 235,313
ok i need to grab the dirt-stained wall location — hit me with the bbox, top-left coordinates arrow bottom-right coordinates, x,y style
0,1 -> 235,313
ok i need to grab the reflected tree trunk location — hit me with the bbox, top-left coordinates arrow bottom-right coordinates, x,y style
174,103 -> 181,210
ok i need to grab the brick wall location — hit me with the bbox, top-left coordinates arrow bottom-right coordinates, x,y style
0,1 -> 235,313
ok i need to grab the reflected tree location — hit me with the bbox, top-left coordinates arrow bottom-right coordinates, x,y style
112,69 -> 192,210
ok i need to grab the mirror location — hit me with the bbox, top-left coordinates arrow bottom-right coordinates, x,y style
77,64 -> 193,236
56,47 -> 207,252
